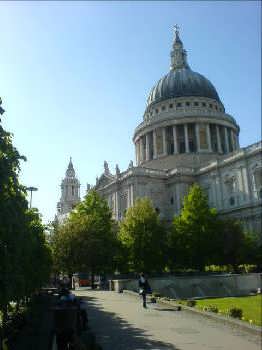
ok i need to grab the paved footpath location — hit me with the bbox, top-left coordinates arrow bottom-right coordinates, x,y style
75,290 -> 261,350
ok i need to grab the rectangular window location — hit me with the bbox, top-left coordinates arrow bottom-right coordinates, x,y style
177,125 -> 185,153
156,128 -> 163,155
188,123 -> 196,152
199,124 -> 208,149
148,132 -> 153,160
166,126 -> 174,155
210,124 -> 218,152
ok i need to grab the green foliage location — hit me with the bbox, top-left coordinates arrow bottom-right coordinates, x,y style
237,264 -> 257,273
169,184 -> 218,270
215,218 -> 246,269
186,300 -> 196,307
51,190 -> 119,277
119,198 -> 167,273
168,184 -> 258,271
203,305 -> 218,313
229,307 -> 243,319
205,265 -> 233,273
152,292 -> 162,298
195,295 -> 261,326
0,104 -> 52,322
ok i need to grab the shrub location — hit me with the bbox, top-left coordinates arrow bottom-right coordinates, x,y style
186,300 -> 196,307
203,305 -> 218,313
238,265 -> 257,273
152,292 -> 162,298
205,265 -> 233,273
229,307 -> 243,319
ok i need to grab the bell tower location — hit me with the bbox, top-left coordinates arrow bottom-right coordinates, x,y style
57,158 -> 80,217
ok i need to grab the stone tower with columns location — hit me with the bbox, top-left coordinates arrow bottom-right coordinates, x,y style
57,158 -> 80,219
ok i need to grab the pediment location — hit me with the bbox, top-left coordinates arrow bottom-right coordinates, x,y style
96,173 -> 115,189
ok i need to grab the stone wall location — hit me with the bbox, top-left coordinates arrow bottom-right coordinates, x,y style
109,273 -> 262,299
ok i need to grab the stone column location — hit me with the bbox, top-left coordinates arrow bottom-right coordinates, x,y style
127,186 -> 130,208
216,125 -> 222,153
145,133 -> 150,161
135,141 -> 139,165
115,191 -> 119,220
184,124 -> 189,153
162,127 -> 167,155
173,125 -> 178,154
224,127 -> 229,153
153,130 -> 157,159
206,124 -> 212,152
236,134 -> 240,149
130,184 -> 134,206
239,166 -> 246,203
140,138 -> 144,162
230,129 -> 235,151
195,123 -> 200,152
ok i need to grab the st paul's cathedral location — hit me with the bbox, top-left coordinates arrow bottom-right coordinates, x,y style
57,28 -> 261,234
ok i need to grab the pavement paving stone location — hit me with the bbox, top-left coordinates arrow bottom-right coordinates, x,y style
75,290 -> 261,350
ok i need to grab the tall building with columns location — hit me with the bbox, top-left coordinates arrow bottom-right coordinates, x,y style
94,28 -> 262,233
57,158 -> 80,221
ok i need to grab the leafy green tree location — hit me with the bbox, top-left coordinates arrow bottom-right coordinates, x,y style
214,220 -> 261,271
215,218 -> 245,270
0,105 -> 28,319
119,198 -> 167,273
52,190 -> 118,287
0,101 -> 51,322
169,184 -> 218,271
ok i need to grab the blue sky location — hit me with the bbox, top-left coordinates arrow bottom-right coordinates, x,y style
0,1 -> 261,223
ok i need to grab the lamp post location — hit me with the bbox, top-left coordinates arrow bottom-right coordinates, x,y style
26,186 -> 38,208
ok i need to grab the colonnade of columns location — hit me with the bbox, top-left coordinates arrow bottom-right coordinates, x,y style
135,122 -> 239,164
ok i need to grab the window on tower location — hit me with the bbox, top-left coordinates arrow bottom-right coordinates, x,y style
166,126 -> 174,155
72,186 -> 74,196
188,123 -> 196,152
199,124 -> 208,149
156,128 -> 163,155
177,125 -> 185,153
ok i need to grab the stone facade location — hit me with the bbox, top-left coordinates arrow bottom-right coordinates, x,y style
94,29 -> 262,235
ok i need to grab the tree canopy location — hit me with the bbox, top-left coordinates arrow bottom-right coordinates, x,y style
51,190 -> 119,282
169,183 -> 218,270
119,198 -> 167,273
0,104 -> 52,321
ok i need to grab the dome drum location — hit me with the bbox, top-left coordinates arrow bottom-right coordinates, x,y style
144,96 -> 225,123
134,120 -> 240,167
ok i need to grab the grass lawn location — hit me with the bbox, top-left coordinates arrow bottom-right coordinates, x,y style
194,295 -> 262,326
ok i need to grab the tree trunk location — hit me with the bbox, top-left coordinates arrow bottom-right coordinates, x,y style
91,269 -> 95,290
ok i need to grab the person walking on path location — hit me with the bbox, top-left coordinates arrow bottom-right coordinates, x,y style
138,273 -> 151,308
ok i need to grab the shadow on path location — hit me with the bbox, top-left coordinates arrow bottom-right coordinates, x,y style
81,295 -> 181,350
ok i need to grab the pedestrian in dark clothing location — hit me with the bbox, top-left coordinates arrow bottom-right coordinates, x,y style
138,273 -> 151,308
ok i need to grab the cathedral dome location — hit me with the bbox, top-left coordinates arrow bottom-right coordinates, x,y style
146,26 -> 222,110
147,68 -> 221,108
